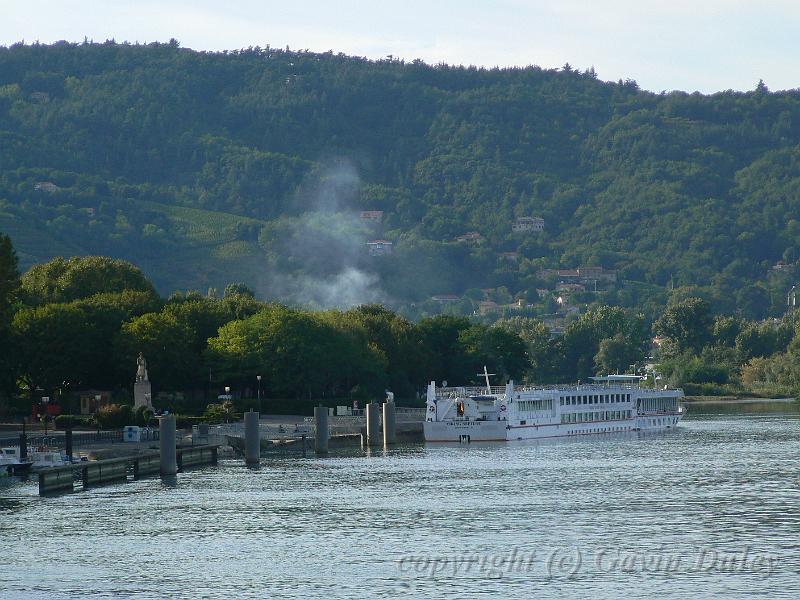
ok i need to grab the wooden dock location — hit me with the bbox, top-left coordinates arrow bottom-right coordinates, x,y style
38,445 -> 219,495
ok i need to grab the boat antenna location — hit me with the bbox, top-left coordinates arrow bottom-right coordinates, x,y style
478,366 -> 496,394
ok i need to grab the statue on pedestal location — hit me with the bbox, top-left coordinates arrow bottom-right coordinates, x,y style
136,352 -> 149,382
134,353 -> 153,409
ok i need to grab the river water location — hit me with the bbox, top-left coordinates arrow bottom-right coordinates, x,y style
2,402 -> 799,599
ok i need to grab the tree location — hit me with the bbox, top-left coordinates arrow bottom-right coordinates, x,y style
343,304 -> 428,396
416,315 -> 473,384
557,306 -> 647,381
206,305 -> 386,399
0,233 -> 19,325
223,282 -> 256,298
11,304 -> 93,399
654,297 -> 713,357
497,317 -> 553,382
594,334 -> 639,374
458,325 -> 529,383
21,256 -> 157,305
114,312 -> 197,391
0,234 -> 21,404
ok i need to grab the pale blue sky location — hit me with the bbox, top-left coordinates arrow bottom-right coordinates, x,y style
2,0 -> 799,93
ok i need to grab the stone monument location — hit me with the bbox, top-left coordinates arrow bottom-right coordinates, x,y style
134,352 -> 153,410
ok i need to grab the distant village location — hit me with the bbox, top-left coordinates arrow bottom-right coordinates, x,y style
355,209 -> 621,330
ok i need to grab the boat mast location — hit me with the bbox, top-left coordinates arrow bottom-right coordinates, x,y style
479,365 -> 496,395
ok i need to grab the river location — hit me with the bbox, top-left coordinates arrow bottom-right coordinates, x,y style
2,401 -> 799,599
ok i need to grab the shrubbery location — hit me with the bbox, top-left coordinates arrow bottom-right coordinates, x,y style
54,414 -> 95,429
94,404 -> 133,429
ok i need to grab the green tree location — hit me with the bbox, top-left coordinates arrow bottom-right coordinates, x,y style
654,297 -> 713,357
21,256 -> 156,305
594,334 -> 639,374
206,305 -> 385,399
0,233 -> 21,404
11,303 -> 93,399
497,317 -> 553,382
416,315 -> 473,385
458,325 -> 529,383
114,312 -> 197,391
223,282 -> 256,298
0,233 -> 19,325
557,306 -> 647,381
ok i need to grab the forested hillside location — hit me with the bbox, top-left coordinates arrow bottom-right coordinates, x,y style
1,41 -> 799,319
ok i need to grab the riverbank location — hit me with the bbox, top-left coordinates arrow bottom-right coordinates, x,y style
683,396 -> 797,404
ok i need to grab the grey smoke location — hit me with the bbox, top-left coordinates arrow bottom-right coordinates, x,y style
258,161 -> 388,309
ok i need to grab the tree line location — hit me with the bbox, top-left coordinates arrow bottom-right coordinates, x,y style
2,239 -> 798,418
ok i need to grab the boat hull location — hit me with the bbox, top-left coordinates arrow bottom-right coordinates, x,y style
423,420 -> 508,442
424,412 -> 684,442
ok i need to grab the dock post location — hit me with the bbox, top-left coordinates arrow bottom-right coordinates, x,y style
159,415 -> 178,476
19,418 -> 27,461
366,402 -> 380,447
65,427 -> 73,462
382,402 -> 396,446
314,406 -> 329,454
244,410 -> 260,465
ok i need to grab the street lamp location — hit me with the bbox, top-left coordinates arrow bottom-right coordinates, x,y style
223,386 -> 231,424
256,375 -> 262,413
41,396 -> 50,435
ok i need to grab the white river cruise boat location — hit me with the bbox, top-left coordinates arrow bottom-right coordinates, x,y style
423,370 -> 685,442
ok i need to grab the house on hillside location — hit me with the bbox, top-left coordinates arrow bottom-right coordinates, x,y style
577,266 -> 617,282
366,240 -> 393,256
34,181 -> 60,193
478,300 -> 499,315
431,294 -> 460,303
359,210 -> 384,224
771,261 -> 793,272
556,282 -> 586,293
512,216 -> 544,233
455,231 -> 484,244
499,252 -> 519,261
538,266 -> 617,284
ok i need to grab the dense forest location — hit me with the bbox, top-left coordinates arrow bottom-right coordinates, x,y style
1,41 -> 799,320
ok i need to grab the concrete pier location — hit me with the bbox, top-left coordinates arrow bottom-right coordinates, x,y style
38,445 -> 219,495
83,458 -> 128,487
159,415 -> 177,475
244,410 -> 260,465
366,402 -> 380,447
314,406 -> 329,454
382,402 -> 396,445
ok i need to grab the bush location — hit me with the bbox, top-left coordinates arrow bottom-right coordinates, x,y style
682,383 -> 733,396
54,414 -> 95,429
133,405 -> 154,427
203,401 -> 236,424
95,404 -> 134,429
173,415 -> 208,429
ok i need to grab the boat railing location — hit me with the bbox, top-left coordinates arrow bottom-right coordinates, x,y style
437,386 -> 505,397
434,383 -> 681,398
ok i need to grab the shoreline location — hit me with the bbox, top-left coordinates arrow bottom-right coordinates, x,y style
683,396 -> 796,404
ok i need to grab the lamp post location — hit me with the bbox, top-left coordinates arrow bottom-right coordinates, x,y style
224,386 -> 231,423
256,375 -> 262,413
41,396 -> 50,435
